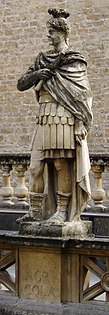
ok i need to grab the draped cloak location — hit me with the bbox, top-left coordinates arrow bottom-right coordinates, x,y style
18,50 -> 93,217
33,50 -> 93,217
34,50 -> 93,131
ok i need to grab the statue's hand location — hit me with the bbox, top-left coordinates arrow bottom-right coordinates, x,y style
75,120 -> 87,145
37,68 -> 54,80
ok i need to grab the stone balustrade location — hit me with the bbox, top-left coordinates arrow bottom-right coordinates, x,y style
0,153 -> 30,209
0,153 -> 109,210
90,154 -> 109,210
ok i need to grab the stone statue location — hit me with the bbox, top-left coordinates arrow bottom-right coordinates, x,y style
17,9 -> 93,232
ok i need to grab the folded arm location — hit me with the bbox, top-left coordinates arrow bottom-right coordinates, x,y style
17,62 -> 53,92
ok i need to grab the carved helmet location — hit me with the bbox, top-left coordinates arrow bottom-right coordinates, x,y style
47,8 -> 70,40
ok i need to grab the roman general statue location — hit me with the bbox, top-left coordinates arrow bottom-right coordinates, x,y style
17,9 -> 93,226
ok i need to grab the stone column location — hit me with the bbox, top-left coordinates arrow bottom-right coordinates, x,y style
91,164 -> 105,210
0,163 -> 14,207
14,164 -> 29,207
105,166 -> 109,201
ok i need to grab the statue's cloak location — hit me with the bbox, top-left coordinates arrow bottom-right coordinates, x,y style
34,50 -> 93,217
35,50 -> 93,131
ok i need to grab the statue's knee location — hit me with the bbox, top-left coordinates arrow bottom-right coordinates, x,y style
54,159 -> 64,172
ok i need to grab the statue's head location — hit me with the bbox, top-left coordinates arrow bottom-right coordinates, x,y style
46,9 -> 70,47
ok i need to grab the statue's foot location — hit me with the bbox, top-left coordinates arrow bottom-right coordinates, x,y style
16,212 -> 32,224
17,208 -> 43,224
32,210 -> 42,221
46,211 -> 67,225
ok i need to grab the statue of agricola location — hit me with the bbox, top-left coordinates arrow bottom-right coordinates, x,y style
17,8 -> 93,235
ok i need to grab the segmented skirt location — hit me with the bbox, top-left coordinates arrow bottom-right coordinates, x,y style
31,98 -> 75,159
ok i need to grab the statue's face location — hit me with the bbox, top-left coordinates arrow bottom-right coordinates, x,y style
47,27 -> 64,47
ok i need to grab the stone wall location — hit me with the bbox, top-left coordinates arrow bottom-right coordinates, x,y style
1,0 -> 109,154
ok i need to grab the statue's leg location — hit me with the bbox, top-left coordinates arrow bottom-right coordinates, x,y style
29,159 -> 45,219
29,160 -> 45,193
48,158 -> 71,223
54,158 -> 71,194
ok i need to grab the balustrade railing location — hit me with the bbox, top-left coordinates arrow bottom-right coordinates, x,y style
0,153 -> 109,211
90,154 -> 109,209
0,154 -> 30,209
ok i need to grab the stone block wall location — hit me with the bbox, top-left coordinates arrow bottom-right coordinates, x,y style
1,0 -> 109,154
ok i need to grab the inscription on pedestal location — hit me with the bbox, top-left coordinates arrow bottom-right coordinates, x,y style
19,249 -> 61,302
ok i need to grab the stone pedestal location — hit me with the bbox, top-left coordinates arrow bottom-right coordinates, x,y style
0,231 -> 109,303
19,247 -> 66,302
17,220 -> 92,303
18,238 -> 87,303
19,219 -> 92,238
16,236 -> 109,303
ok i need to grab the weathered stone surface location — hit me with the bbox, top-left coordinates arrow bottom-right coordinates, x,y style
19,249 -> 62,302
0,230 -> 109,251
1,231 -> 109,304
81,211 -> 109,237
0,210 -> 28,231
0,292 -> 109,315
19,219 -> 92,238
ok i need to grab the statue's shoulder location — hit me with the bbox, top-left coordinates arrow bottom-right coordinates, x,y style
65,49 -> 87,65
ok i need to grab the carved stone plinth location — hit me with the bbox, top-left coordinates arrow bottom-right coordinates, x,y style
19,248 -> 63,302
18,218 -> 92,302
1,231 -> 109,303
19,219 -> 92,238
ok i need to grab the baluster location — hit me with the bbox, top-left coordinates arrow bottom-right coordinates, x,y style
0,163 -> 14,207
14,163 -> 29,207
91,164 -> 105,208
105,166 -> 109,201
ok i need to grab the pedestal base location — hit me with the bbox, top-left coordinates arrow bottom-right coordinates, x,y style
19,219 -> 92,238
19,247 -> 64,302
1,231 -> 109,303
17,219 -> 92,302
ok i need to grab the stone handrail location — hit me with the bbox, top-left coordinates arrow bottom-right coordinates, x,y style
0,153 -> 109,210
